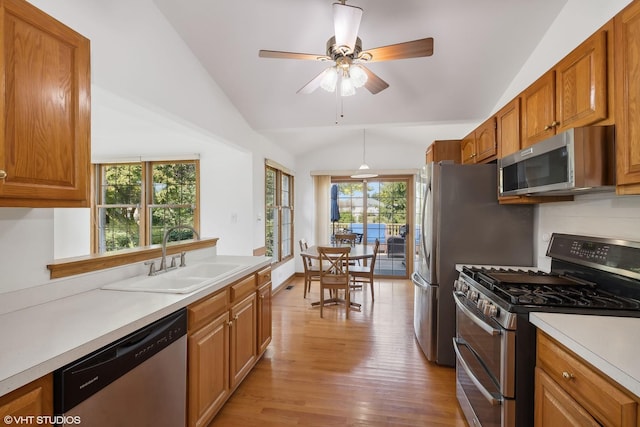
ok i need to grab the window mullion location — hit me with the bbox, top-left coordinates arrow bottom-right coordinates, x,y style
141,162 -> 149,246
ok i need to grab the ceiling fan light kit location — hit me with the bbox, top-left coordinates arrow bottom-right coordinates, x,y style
258,1 -> 434,97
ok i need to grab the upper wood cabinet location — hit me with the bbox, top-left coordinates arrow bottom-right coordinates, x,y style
0,0 -> 91,207
426,140 -> 461,163
521,70 -> 557,147
614,0 -> 640,194
522,28 -> 609,148
496,98 -> 521,159
461,117 -> 497,164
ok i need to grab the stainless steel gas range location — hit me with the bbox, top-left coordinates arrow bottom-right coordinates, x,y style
453,233 -> 640,427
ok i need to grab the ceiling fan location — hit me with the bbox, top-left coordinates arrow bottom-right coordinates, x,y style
258,0 -> 434,96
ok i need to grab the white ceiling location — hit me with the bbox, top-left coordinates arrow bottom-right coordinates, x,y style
153,0 -> 568,156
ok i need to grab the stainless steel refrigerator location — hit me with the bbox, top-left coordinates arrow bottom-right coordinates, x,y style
412,162 -> 534,366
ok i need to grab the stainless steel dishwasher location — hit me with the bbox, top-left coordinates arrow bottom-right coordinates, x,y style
54,309 -> 187,427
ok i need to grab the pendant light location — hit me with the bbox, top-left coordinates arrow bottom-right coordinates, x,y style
351,129 -> 378,179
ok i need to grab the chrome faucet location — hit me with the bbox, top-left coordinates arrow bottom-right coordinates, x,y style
151,224 -> 200,274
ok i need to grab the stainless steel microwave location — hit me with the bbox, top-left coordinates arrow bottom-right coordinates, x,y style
498,126 -> 615,196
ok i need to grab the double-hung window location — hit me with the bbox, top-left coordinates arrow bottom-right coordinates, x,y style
93,160 -> 199,253
265,160 -> 293,263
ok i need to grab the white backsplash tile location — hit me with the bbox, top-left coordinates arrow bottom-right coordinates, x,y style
536,192 -> 640,269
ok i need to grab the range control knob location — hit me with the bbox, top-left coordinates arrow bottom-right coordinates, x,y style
483,303 -> 498,318
454,280 -> 469,293
477,299 -> 487,311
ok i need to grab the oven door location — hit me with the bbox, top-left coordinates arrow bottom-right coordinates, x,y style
453,291 -> 516,427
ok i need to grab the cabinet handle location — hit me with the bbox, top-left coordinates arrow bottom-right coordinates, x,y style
228,320 -> 233,327
562,371 -> 574,380
0,170 -> 6,179
551,121 -> 560,127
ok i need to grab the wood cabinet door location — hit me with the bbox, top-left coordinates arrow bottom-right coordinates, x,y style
556,29 -> 608,132
535,368 -> 600,427
230,293 -> 257,389
257,282 -> 272,355
460,133 -> 476,164
521,70 -> 556,147
188,312 -> 230,427
0,375 -> 53,426
0,0 -> 90,207
615,0 -> 640,193
496,98 -> 521,158
475,117 -> 497,163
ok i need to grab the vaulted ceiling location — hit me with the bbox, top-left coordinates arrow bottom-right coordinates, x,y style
153,0 -> 568,155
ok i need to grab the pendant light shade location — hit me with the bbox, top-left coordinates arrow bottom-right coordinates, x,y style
351,129 -> 378,179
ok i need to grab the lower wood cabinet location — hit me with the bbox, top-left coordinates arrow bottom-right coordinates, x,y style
187,266 -> 272,427
229,292 -> 257,389
257,281 -> 273,355
188,310 -> 230,427
535,331 -> 638,427
0,375 -> 53,427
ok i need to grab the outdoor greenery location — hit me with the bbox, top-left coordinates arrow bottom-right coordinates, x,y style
98,162 -> 197,253
336,181 -> 407,225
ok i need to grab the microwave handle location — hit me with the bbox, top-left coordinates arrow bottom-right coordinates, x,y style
520,147 -> 534,157
453,338 -> 502,406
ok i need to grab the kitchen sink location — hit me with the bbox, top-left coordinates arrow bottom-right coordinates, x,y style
181,262 -> 245,279
102,262 -> 245,294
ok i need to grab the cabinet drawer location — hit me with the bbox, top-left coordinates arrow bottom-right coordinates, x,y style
230,275 -> 257,302
257,267 -> 271,286
188,289 -> 228,332
537,332 -> 637,427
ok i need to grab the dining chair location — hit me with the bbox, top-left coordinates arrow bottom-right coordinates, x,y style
300,253 -> 320,298
350,239 -> 380,302
299,239 -> 319,298
334,233 -> 359,266
334,233 -> 357,246
317,246 -> 352,319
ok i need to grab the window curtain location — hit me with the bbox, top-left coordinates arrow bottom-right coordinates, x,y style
314,175 -> 331,245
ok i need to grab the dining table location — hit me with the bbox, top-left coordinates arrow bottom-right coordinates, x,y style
300,244 -> 375,311
300,244 -> 375,261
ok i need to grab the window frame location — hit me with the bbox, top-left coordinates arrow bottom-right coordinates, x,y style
265,161 -> 294,265
91,159 -> 200,254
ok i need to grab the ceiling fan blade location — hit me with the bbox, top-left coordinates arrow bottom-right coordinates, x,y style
259,50 -> 330,61
360,66 -> 389,94
333,2 -> 363,53
361,37 -> 434,63
297,68 -> 331,94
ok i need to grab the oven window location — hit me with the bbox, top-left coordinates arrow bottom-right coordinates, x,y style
502,146 -> 569,192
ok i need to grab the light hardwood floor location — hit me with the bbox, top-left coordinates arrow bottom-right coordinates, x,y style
210,277 -> 468,426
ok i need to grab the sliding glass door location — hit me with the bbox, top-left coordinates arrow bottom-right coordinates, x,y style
331,176 -> 412,278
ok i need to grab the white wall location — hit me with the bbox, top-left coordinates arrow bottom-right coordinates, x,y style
0,0 -> 295,294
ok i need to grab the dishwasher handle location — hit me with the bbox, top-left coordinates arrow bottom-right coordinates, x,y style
54,309 -> 187,414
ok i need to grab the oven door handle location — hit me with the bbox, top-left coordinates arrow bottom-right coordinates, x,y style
453,291 -> 501,336
453,338 -> 502,406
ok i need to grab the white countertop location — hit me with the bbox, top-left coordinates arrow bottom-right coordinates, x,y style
0,255 -> 270,396
530,312 -> 640,398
